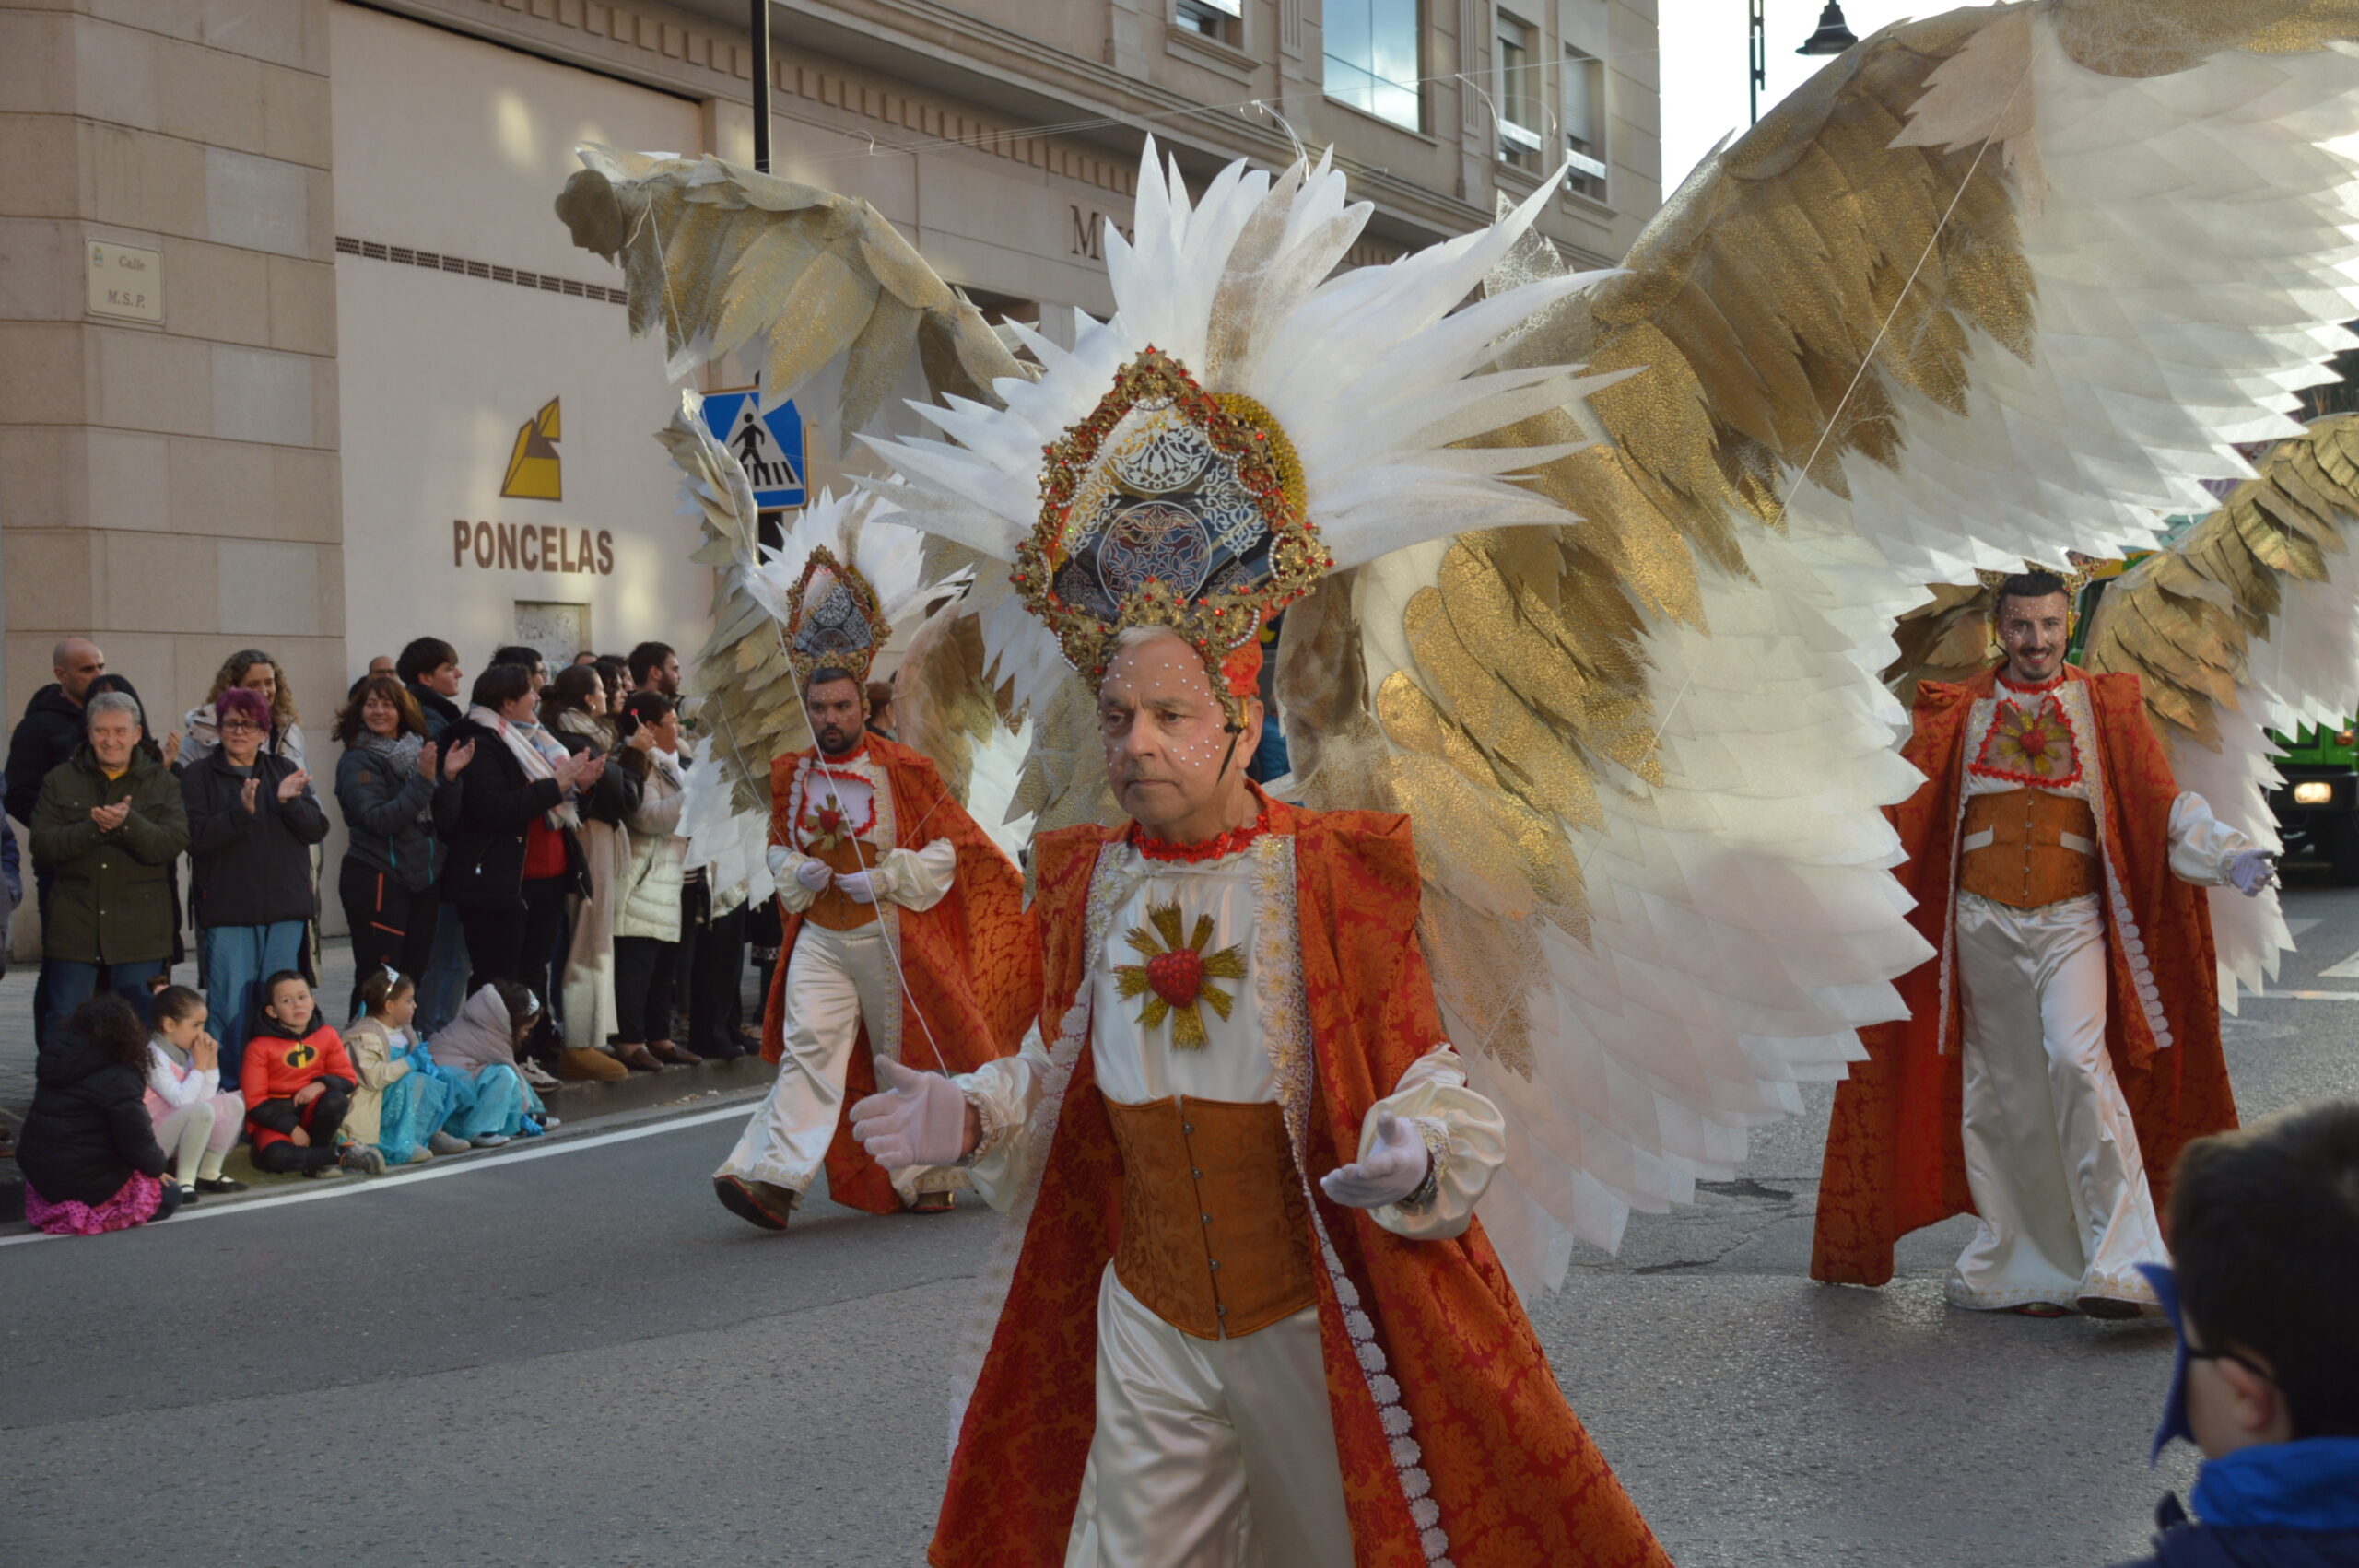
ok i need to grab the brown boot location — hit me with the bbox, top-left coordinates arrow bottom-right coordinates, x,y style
714,1175 -> 795,1231
556,1046 -> 628,1082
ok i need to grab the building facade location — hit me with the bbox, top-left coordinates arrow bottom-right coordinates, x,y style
0,0 -> 1661,936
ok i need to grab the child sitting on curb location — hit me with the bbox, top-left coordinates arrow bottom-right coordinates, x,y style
144,985 -> 246,1199
344,967 -> 467,1165
241,971 -> 382,1177
2118,1099 -> 2359,1566
18,996 -> 182,1235
422,980 -> 557,1149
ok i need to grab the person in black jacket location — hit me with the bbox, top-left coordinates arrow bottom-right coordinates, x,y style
182,686 -> 330,1085
438,663 -> 604,1010
332,674 -> 471,1022
17,994 -> 183,1235
396,636 -> 464,741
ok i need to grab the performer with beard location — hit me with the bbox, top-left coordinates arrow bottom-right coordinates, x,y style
710,548 -> 1037,1231
1813,571 -> 2275,1316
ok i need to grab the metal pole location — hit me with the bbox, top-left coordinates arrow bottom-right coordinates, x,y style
750,0 -> 769,171
1749,0 -> 1766,124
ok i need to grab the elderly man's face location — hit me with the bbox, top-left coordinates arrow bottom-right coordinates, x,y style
88,710 -> 137,771
1097,632 -> 1260,838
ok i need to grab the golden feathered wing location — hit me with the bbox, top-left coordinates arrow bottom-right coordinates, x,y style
2083,414 -> 2359,994
572,0 -> 2359,1297
1278,0 -> 2359,1289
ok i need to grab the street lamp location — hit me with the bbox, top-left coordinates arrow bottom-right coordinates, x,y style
1797,2 -> 1860,56
1752,1 -> 1861,123
750,0 -> 772,172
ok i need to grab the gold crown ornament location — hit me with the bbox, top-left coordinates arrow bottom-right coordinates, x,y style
1013,347 -> 1323,724
782,544 -> 894,688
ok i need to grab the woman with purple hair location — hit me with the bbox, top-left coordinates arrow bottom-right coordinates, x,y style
180,685 -> 329,1082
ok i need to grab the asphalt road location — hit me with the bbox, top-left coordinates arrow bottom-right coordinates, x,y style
8,882 -> 2359,1568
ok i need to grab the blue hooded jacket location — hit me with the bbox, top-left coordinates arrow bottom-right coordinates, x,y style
2117,1440 -> 2359,1567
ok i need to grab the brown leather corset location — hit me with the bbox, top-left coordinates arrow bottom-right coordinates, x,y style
1101,1094 -> 1318,1340
1959,788 -> 2100,908
802,837 -> 884,931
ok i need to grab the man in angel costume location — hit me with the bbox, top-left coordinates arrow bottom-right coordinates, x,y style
849,440 -> 1667,1562
1813,571 -> 2274,1316
710,532 -> 1039,1231
567,1 -> 2359,1555
817,186 -> 1669,1559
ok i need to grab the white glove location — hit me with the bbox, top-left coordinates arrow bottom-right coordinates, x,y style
2228,849 -> 2276,897
1319,1112 -> 1431,1210
794,858 -> 835,895
850,1057 -> 971,1169
835,868 -> 877,904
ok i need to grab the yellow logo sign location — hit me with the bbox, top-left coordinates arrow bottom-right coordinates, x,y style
500,397 -> 563,501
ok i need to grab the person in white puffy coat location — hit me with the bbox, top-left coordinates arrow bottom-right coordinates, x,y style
610,694 -> 692,1071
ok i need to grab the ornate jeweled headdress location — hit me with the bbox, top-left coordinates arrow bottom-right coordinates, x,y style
863,143 -> 1620,741
783,544 -> 892,687
1014,347 -> 1320,720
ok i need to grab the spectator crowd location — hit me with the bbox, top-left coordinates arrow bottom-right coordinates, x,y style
2,636 -> 774,1235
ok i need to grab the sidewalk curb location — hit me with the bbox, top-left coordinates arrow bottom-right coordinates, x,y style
0,1056 -> 776,1226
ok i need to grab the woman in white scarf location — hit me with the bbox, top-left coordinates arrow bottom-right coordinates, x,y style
437,664 -> 613,1084
544,666 -> 651,1081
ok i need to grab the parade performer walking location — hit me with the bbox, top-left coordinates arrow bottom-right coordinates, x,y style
710,517 -> 1038,1231
1813,571 -> 2273,1316
572,3 -> 2359,1554
853,620 -> 1667,1565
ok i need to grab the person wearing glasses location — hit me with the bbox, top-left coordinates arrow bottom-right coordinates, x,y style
181,686 -> 328,1085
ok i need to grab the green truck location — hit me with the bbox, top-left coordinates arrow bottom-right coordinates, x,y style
2271,720 -> 2359,882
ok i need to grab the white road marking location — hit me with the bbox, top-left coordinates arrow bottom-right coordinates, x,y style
0,1103 -> 749,1249
2261,989 -> 2359,1002
2317,947 -> 2359,979
2286,917 -> 2320,939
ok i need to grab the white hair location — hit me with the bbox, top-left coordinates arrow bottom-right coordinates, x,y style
85,691 -> 141,729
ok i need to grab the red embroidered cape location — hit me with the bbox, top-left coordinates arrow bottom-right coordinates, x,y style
1810,666 -> 2239,1286
759,735 -> 1040,1214
930,798 -> 1668,1568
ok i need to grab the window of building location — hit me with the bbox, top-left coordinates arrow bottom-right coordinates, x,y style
1324,0 -> 1422,132
1563,47 -> 1607,200
1176,0 -> 1242,47
1496,12 -> 1543,171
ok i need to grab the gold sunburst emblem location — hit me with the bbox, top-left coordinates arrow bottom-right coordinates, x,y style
1115,901 -> 1248,1051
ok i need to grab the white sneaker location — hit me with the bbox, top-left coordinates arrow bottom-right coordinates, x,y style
520,1061 -> 560,1093
471,1132 -> 511,1149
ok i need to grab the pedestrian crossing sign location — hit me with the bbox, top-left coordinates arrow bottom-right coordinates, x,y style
699,390 -> 806,509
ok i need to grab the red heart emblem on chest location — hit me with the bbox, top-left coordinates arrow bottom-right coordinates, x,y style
1144,946 -> 1204,1010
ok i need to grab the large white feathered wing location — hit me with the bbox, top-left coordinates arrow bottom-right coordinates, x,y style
1292,2 -> 2359,1296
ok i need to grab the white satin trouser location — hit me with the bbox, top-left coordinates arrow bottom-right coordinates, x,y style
1063,1266 -> 1353,1568
714,922 -> 957,1202
1949,893 -> 2165,1310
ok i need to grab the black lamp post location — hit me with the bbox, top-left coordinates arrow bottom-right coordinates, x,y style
1797,3 -> 1860,56
751,0 -> 772,172
1751,1 -> 1860,123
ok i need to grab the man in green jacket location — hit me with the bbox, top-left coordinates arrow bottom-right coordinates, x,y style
31,691 -> 189,1033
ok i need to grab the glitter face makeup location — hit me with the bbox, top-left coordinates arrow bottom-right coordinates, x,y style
1098,631 -> 1260,841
